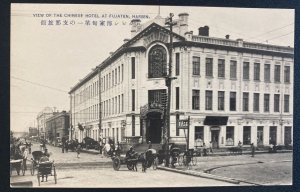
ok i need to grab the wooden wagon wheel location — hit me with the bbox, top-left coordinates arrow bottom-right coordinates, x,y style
37,170 -> 41,186
127,161 -> 134,170
113,157 -> 121,171
31,161 -> 35,175
21,160 -> 26,176
53,164 -> 57,184
153,157 -> 158,170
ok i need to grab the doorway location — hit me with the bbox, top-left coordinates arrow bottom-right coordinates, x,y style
146,112 -> 163,143
211,130 -> 219,148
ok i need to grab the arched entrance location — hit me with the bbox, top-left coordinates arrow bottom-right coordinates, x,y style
146,112 -> 163,143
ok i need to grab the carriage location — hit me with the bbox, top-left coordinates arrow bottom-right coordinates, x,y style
144,149 -> 158,170
10,159 -> 26,176
10,146 -> 26,176
157,146 -> 181,168
111,144 -> 139,171
36,161 -> 57,186
30,151 -> 43,175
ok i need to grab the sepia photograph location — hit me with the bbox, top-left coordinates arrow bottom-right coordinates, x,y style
10,3 -> 294,188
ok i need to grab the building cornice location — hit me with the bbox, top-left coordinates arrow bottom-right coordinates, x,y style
174,41 -> 294,58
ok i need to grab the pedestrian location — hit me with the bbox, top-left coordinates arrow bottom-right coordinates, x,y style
98,138 -> 103,155
202,142 -> 207,156
21,146 -> 28,170
28,142 -> 32,154
209,141 -> 213,154
76,144 -> 81,158
148,141 -> 152,149
65,140 -> 69,153
251,143 -> 255,157
43,148 -> 50,157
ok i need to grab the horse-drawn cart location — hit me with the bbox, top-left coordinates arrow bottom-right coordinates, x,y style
10,159 -> 26,176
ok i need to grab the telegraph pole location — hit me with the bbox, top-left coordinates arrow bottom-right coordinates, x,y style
164,13 -> 177,159
98,66 -> 102,142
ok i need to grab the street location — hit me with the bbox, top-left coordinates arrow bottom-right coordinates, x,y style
10,143 -> 292,187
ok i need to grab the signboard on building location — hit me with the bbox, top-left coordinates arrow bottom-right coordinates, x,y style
178,119 -> 189,129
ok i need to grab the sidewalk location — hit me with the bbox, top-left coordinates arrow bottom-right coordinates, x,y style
158,152 -> 292,185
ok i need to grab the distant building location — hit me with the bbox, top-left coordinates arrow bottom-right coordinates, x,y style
37,107 -> 55,139
28,127 -> 38,137
45,111 -> 70,146
69,13 -> 293,149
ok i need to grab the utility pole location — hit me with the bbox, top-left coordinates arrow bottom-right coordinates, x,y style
98,66 -> 102,142
164,13 -> 177,156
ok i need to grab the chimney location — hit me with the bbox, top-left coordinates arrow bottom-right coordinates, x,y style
198,26 -> 209,36
225,34 -> 230,39
130,19 -> 141,38
178,13 -> 189,36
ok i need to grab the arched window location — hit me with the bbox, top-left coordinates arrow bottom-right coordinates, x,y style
148,45 -> 167,78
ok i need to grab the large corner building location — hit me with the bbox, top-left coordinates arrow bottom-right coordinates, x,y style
69,13 -> 293,149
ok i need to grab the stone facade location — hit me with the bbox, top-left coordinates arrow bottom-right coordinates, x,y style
69,13 -> 293,148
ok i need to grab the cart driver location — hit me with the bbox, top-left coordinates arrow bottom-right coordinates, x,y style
126,146 -> 135,159
43,148 -> 50,158
39,153 -> 50,182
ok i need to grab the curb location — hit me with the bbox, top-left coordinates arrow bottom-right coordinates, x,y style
157,166 -> 240,185
54,161 -> 112,169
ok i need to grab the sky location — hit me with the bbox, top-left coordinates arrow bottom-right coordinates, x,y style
10,4 -> 294,132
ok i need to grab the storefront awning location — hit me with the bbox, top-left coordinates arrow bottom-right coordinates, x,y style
204,116 -> 228,126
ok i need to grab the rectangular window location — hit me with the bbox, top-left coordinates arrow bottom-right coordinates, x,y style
131,57 -> 135,79
121,64 -> 124,82
269,126 -> 277,145
121,94 -> 124,112
226,126 -> 234,146
132,115 -> 135,136
264,64 -> 270,82
176,53 -> 180,76
218,91 -> 224,110
243,126 -> 251,145
274,65 -> 281,83
253,93 -> 259,112
284,66 -> 290,83
192,90 -> 200,110
118,95 -> 120,114
274,94 -> 280,112
115,69 -> 117,85
112,70 -> 114,86
132,89 -> 135,111
176,114 -> 180,136
193,56 -> 200,75
230,92 -> 236,111
264,94 -> 270,112
195,126 -> 204,147
118,66 -> 120,83
230,60 -> 237,79
243,92 -> 249,111
109,73 -> 111,88
284,95 -> 289,112
176,87 -> 180,110
205,58 -> 213,77
205,90 -> 213,110
254,63 -> 260,81
243,62 -> 249,80
218,59 -> 225,78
